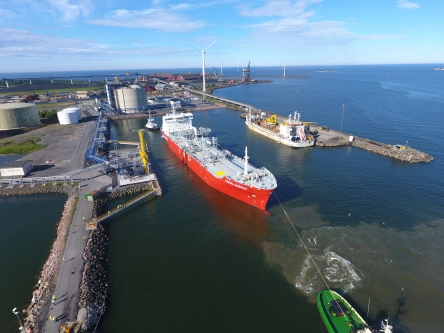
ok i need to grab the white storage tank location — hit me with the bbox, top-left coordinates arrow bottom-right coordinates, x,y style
57,108 -> 78,125
61,107 -> 82,121
115,86 -> 147,113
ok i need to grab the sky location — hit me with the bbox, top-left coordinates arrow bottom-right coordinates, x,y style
0,0 -> 443,73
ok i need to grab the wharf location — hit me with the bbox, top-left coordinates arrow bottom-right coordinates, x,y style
311,124 -> 433,163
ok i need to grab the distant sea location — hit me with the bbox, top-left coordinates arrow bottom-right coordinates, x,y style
1,64 -> 443,333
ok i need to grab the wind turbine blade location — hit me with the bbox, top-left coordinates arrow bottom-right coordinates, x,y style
185,43 -> 202,52
204,40 -> 217,51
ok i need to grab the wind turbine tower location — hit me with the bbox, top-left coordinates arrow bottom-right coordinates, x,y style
186,40 -> 216,92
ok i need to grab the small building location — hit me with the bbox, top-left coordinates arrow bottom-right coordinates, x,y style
0,160 -> 33,177
86,190 -> 101,201
76,91 -> 89,99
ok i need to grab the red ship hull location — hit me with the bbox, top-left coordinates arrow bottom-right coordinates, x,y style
162,132 -> 274,210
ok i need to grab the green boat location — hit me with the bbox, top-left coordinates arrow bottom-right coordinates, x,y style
317,290 -> 393,333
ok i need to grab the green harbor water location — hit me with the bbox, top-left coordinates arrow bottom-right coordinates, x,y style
0,194 -> 67,332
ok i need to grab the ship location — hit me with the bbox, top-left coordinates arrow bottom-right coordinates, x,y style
245,111 -> 315,148
145,110 -> 159,131
317,290 -> 393,333
161,108 -> 277,210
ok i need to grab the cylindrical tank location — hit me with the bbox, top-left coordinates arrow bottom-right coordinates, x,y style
0,102 -> 41,130
115,86 -> 147,113
57,108 -> 78,125
63,107 -> 82,121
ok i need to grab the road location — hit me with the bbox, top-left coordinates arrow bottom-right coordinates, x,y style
43,169 -> 113,332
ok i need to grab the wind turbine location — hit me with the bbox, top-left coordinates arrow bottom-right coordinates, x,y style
186,40 -> 216,92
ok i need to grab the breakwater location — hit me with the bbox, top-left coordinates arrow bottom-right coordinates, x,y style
17,189 -> 79,333
76,182 -> 156,331
312,125 -> 434,163
77,226 -> 108,331
0,184 -> 78,197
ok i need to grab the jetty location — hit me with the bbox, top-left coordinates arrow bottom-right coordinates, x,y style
175,83 -> 434,163
311,124 -> 433,163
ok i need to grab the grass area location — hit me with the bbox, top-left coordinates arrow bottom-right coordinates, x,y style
0,136 -> 45,154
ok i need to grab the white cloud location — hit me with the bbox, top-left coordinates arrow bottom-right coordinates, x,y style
0,28 -> 173,60
397,0 -> 420,9
87,9 -> 206,32
0,9 -> 17,20
237,0 -> 400,48
170,0 -> 237,11
45,0 -> 93,21
238,0 -> 323,17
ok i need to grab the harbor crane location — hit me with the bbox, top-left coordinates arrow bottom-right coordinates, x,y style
212,66 -> 218,79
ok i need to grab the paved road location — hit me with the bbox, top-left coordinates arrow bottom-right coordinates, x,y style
43,169 -> 113,332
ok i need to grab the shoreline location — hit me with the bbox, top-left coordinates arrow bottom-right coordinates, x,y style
0,185 -> 80,333
1,182 -> 156,332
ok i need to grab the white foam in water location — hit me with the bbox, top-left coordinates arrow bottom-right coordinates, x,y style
323,247 -> 362,292
295,256 -> 318,294
294,247 -> 362,295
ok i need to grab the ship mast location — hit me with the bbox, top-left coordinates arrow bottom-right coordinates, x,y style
244,147 -> 249,175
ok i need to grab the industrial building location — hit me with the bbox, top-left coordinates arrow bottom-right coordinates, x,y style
0,103 -> 41,130
57,107 -> 82,125
115,85 -> 147,113
0,160 -> 33,177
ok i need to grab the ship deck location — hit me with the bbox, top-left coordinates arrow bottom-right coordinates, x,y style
170,132 -> 276,190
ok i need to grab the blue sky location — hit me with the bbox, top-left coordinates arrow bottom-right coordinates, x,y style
1,0 -> 443,73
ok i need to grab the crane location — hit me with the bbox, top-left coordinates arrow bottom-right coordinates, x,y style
266,114 -> 278,125
212,66 -> 218,79
138,129 -> 149,174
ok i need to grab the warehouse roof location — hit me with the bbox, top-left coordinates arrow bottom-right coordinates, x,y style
0,160 -> 32,168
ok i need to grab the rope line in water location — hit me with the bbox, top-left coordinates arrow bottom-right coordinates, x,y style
273,192 -> 349,319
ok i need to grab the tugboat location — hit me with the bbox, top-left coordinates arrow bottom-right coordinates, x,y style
317,290 -> 393,333
145,110 -> 159,131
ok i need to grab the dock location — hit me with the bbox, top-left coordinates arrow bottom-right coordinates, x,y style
311,124 -> 433,163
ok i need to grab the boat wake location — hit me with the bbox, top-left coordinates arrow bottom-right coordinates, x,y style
380,82 -> 444,102
294,247 -> 362,296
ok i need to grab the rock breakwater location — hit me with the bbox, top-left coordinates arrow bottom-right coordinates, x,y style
352,137 -> 434,163
76,182 -> 152,331
21,191 -> 79,333
0,184 -> 78,197
77,227 -> 108,331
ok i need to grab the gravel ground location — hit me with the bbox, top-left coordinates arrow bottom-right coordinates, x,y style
0,105 -> 99,177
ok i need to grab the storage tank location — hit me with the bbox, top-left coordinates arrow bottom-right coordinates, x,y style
57,108 -> 78,125
0,102 -> 41,130
63,107 -> 82,121
115,86 -> 147,113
